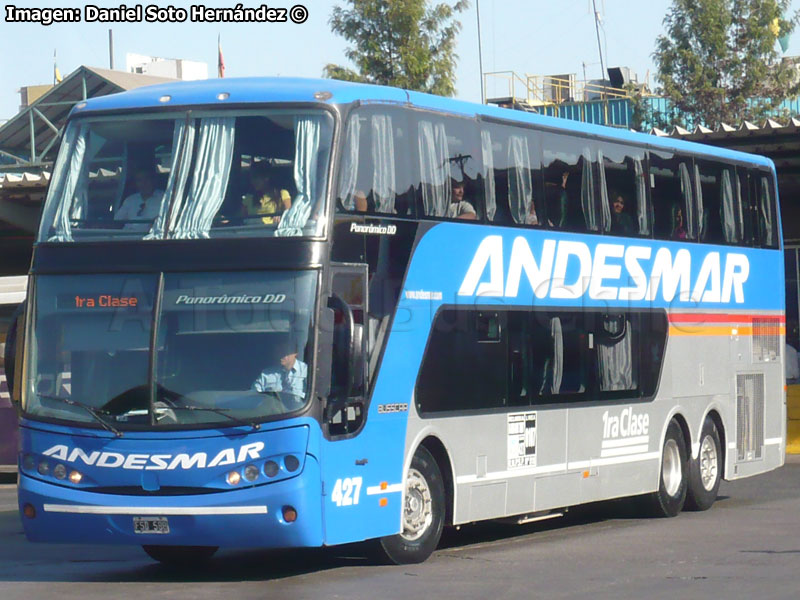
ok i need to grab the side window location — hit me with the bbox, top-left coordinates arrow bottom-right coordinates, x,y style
541,133 -> 597,232
480,123 -> 542,226
751,170 -> 779,249
416,308 -> 668,413
416,309 -> 508,413
415,114 -> 482,221
598,143 -> 649,237
739,167 -> 757,245
649,150 -> 695,241
336,107 -> 415,217
695,160 -> 743,245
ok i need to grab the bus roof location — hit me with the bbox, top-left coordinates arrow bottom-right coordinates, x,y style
73,76 -> 774,169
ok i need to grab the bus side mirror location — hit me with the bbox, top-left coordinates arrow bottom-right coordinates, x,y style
327,294 -> 365,400
349,323 -> 365,397
3,303 -> 25,406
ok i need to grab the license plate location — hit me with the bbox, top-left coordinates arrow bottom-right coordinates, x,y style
133,517 -> 170,534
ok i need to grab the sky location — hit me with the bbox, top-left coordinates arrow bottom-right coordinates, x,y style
2,0 -> 800,123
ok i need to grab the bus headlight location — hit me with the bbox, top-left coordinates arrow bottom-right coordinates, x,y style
263,460 -> 279,478
68,470 -> 83,484
284,455 -> 300,473
243,464 -> 260,482
22,454 -> 35,472
37,461 -> 49,476
53,464 -> 67,480
226,470 -> 241,486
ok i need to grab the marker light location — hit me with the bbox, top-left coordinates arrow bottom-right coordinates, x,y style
264,461 -> 279,477
37,461 -> 49,476
244,464 -> 260,482
284,455 -> 300,473
159,95 -> 171,103
282,506 -> 297,523
23,504 -> 36,519
226,470 -> 241,486
68,470 -> 83,484
217,92 -> 230,101
314,91 -> 333,101
53,464 -> 67,480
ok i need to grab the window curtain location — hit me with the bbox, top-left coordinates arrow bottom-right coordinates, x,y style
170,117 -> 235,239
679,162 -> 695,238
481,130 -> 496,221
598,319 -> 636,391
508,134 -> 533,224
371,114 -> 396,214
276,114 -> 325,237
581,148 -> 597,230
694,164 -> 706,240
735,171 -> 746,242
759,177 -> 774,246
598,150 -> 611,232
418,120 -> 451,217
337,116 -> 361,210
540,317 -> 563,395
147,119 -> 195,239
720,168 -> 738,243
634,158 -> 649,235
47,124 -> 104,241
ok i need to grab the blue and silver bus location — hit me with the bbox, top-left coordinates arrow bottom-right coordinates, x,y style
10,77 -> 785,564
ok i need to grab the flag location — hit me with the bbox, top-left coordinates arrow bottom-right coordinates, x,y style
53,49 -> 63,84
217,35 -> 225,78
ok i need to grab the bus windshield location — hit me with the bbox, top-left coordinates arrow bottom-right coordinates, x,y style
24,270 -> 317,429
38,109 -> 334,242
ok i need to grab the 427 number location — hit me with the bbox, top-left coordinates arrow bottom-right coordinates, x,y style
331,477 -> 362,507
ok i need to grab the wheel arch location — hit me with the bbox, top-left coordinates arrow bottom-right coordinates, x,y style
419,435 -> 455,527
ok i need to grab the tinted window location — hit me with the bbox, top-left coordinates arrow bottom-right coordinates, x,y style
541,133 -> 597,232
336,107 -> 415,217
414,113 -> 483,220
752,170 -> 779,248
416,308 -> 668,414
598,143 -> 649,237
649,150 -> 695,241
695,160 -> 744,244
480,123 -> 542,226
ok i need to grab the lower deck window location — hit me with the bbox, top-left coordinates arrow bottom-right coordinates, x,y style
416,308 -> 667,414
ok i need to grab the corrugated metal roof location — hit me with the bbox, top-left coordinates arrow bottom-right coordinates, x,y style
0,66 -> 175,165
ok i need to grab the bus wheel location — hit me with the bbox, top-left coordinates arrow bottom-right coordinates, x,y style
685,417 -> 722,511
376,446 -> 445,564
142,545 -> 218,566
647,420 -> 688,518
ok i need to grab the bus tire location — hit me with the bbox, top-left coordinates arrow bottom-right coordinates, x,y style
685,417 -> 722,511
647,420 -> 688,518
142,545 -> 218,566
375,446 -> 445,564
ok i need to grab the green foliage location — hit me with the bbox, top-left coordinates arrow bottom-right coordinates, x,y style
654,0 -> 800,127
324,0 -> 470,96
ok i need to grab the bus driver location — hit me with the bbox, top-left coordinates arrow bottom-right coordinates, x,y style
252,339 -> 308,409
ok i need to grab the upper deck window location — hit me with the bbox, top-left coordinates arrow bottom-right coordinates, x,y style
38,110 -> 334,243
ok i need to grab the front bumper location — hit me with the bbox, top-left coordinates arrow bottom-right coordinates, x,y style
18,455 -> 323,548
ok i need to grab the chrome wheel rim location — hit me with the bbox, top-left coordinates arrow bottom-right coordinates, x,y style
699,434 -> 719,491
401,467 -> 432,541
662,438 -> 682,497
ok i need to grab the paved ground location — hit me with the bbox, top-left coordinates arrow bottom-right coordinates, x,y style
0,458 -> 798,600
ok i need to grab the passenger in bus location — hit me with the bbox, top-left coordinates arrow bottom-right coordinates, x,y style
670,204 -> 687,240
115,164 -> 164,225
609,191 -> 635,235
546,172 -> 569,228
447,180 -> 477,220
251,340 -> 308,409
353,190 -> 369,212
241,161 -> 292,225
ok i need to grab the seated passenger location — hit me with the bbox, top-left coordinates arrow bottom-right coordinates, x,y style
354,190 -> 369,212
115,164 -> 164,226
241,161 -> 292,225
251,340 -> 308,410
609,191 -> 635,235
671,204 -> 687,240
447,180 -> 477,220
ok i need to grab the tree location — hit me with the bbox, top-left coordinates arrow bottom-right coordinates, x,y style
324,0 -> 470,97
653,0 -> 800,127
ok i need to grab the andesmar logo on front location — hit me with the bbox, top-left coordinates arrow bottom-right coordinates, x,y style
42,442 -> 264,470
457,236 -> 750,303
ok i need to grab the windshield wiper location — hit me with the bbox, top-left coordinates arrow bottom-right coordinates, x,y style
158,395 -> 261,431
37,394 -> 123,437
